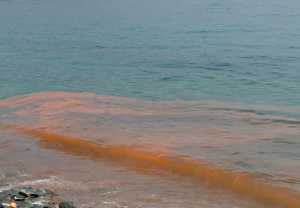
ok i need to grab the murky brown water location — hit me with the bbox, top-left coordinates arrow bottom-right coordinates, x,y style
1,92 -> 300,208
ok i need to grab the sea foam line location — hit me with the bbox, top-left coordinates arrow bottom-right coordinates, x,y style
0,176 -> 59,193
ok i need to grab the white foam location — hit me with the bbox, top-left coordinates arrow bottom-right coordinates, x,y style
0,176 -> 60,192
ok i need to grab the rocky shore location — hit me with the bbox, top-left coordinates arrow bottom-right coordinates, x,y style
0,187 -> 75,208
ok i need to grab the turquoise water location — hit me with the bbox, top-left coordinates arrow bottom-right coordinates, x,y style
1,0 -> 300,105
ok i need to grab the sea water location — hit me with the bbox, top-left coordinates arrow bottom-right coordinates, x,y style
0,0 -> 300,207
0,0 -> 300,106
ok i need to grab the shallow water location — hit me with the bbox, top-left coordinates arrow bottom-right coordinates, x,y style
0,92 -> 300,207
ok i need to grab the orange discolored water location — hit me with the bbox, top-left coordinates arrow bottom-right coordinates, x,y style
1,92 -> 300,208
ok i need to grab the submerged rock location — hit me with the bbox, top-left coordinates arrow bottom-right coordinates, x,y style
18,187 -> 51,199
0,187 -> 75,208
11,193 -> 26,202
58,201 -> 74,208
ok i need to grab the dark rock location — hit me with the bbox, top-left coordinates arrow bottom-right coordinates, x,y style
59,201 -> 75,208
0,187 -> 75,208
19,187 -> 42,198
11,193 -> 26,201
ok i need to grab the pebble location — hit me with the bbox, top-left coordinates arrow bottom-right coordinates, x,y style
10,202 -> 17,208
59,201 -> 75,208
0,187 -> 75,208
